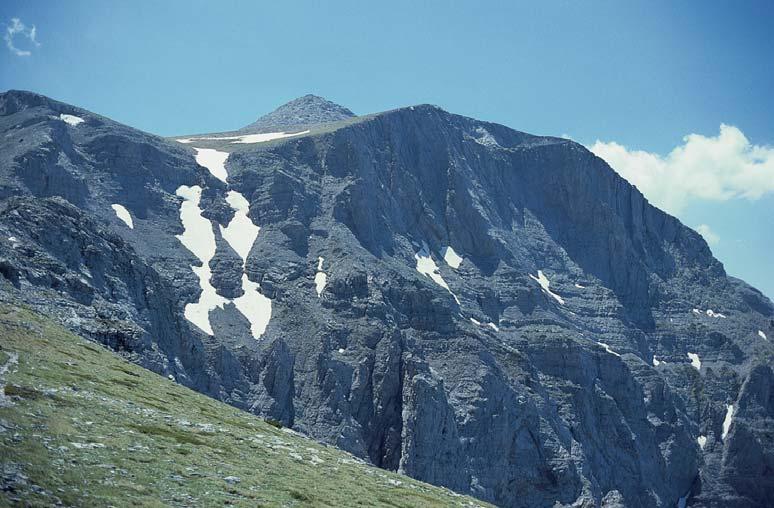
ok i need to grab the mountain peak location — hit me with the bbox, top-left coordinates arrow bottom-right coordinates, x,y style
241,94 -> 355,132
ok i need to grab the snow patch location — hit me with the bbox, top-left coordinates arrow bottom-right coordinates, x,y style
687,352 -> 701,371
337,348 -> 345,354
596,341 -> 621,357
759,330 -> 768,340
176,146 -> 272,340
175,185 -> 227,335
233,274 -> 272,339
229,130 -> 311,144
529,270 -> 565,305
574,283 -> 586,289
111,204 -> 134,229
693,307 -> 727,318
220,189 -> 271,339
443,246 -> 463,269
722,404 -> 735,441
194,148 -> 229,183
415,245 -> 460,305
59,114 -> 84,126
473,126 -> 499,148
314,257 -> 327,297
176,186 -> 217,262
220,191 -> 259,264
470,317 -> 499,332
697,435 -> 707,450
652,356 -> 661,367
180,131 -> 310,145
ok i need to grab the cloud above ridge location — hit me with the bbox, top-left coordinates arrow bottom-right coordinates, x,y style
5,18 -> 40,57
589,124 -> 774,215
695,224 -> 720,246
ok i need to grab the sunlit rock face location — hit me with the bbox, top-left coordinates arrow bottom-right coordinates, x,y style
1,89 -> 773,508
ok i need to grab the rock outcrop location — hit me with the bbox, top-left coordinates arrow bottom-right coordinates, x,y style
1,90 -> 772,507
240,94 -> 355,132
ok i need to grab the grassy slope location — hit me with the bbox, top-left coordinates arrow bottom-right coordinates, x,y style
0,305 -> 488,508
168,114 -> 374,153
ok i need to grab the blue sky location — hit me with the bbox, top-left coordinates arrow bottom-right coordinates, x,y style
2,1 -> 773,298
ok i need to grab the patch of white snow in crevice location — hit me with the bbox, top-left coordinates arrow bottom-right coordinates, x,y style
759,330 -> 768,340
443,246 -> 463,269
415,245 -> 460,305
59,114 -> 84,126
220,191 -> 259,264
652,356 -> 661,367
314,256 -> 327,297
469,317 -> 499,332
529,270 -> 565,305
574,283 -> 586,289
177,146 -> 273,340
229,131 -> 311,144
176,186 -> 217,262
180,131 -> 310,145
233,274 -> 272,339
175,185 -> 226,335
473,126 -> 500,148
697,435 -> 707,450
596,341 -> 621,357
219,190 -> 271,338
194,148 -> 229,183
111,204 -> 134,229
722,404 -> 735,441
692,307 -> 727,318
687,352 -> 702,371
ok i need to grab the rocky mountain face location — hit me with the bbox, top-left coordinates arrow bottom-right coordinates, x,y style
0,89 -> 772,508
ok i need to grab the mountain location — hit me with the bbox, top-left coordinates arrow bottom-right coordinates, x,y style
1,89 -> 772,507
239,94 -> 356,132
0,304 -> 488,507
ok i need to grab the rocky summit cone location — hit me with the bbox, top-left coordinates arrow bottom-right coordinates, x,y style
240,94 -> 356,132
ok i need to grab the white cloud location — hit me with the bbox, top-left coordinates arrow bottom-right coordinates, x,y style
695,224 -> 719,246
589,125 -> 774,214
5,18 -> 40,57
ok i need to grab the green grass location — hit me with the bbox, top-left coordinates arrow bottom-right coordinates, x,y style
0,305 -> 488,507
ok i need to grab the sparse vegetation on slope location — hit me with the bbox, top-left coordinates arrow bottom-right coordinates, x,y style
0,304 -> 488,507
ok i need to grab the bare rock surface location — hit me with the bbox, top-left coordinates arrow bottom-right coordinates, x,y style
1,90 -> 772,507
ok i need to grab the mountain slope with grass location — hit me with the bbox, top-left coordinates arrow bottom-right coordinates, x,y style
0,304 -> 488,507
